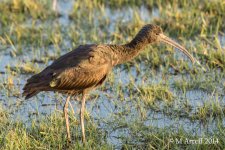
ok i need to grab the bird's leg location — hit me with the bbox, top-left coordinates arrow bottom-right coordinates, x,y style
64,95 -> 71,143
68,101 -> 75,115
80,93 -> 86,143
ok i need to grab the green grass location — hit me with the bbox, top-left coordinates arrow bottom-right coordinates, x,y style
139,84 -> 174,105
0,106 -> 224,149
0,0 -> 224,149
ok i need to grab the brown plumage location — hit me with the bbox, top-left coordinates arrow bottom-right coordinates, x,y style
23,24 -> 199,143
23,44 -> 112,98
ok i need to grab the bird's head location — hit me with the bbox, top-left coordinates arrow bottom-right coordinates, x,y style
138,24 -> 163,43
136,24 -> 196,64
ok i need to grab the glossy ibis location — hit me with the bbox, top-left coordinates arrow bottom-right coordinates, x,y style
23,24 -> 202,143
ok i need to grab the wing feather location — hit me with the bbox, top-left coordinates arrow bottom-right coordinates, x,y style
48,45 -> 112,90
23,44 -> 113,99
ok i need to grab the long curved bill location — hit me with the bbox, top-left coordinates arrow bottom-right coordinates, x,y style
159,33 -> 196,63
159,33 -> 206,71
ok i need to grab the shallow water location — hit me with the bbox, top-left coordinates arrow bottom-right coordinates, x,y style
0,0 -> 224,147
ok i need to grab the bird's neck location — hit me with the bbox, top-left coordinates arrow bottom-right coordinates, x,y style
125,35 -> 149,51
111,37 -> 149,65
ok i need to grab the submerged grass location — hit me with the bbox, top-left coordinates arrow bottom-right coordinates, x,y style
0,0 -> 224,149
139,84 -> 174,105
0,109 -> 111,149
0,107 -> 224,149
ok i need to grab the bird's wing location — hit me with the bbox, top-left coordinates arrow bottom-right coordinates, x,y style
27,44 -> 112,91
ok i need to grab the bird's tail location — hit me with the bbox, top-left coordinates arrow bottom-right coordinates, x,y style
22,74 -> 48,99
22,89 -> 40,99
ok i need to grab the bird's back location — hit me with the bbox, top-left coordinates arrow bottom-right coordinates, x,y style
23,44 -> 113,99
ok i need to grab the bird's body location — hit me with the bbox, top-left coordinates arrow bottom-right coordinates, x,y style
23,43 -> 142,98
23,44 -> 111,98
23,24 -> 200,143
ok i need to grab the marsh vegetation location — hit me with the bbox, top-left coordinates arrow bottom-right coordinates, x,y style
0,0 -> 224,149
